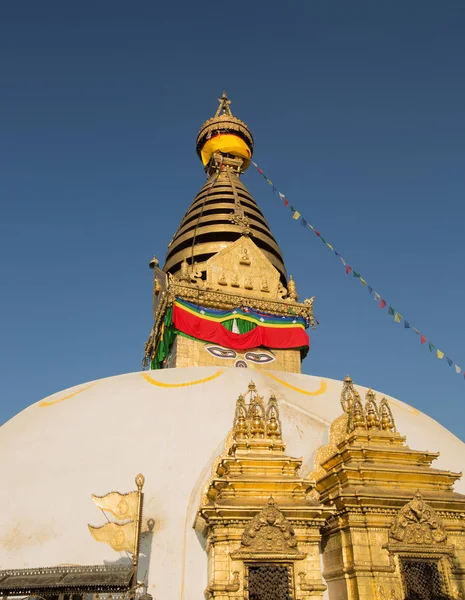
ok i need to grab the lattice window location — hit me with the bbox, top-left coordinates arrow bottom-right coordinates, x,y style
400,558 -> 451,600
247,564 -> 292,600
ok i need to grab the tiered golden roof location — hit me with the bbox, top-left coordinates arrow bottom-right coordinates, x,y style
163,93 -> 287,285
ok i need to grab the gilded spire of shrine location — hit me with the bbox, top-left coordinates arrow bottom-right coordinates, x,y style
144,94 -> 316,373
164,93 -> 286,284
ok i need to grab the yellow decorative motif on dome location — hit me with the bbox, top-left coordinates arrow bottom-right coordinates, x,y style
38,383 -> 95,407
141,369 -> 223,388
263,371 -> 327,396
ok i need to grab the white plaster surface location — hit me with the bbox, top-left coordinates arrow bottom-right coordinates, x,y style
0,367 -> 463,600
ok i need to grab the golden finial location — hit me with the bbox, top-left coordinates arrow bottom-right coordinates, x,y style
247,391 -> 266,439
287,275 -> 298,301
136,473 -> 145,490
347,395 -> 366,433
266,394 -> 282,439
148,255 -> 159,269
179,258 -> 190,282
365,389 -> 380,429
340,375 -> 358,413
379,398 -> 396,431
233,394 -> 248,440
215,91 -> 233,117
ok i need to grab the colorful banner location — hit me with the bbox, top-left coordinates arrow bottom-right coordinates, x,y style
251,161 -> 463,380
172,298 -> 309,352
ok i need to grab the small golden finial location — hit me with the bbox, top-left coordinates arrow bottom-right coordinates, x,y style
215,91 -> 233,117
365,390 -> 380,429
233,394 -> 248,440
341,375 -> 357,413
379,398 -> 396,432
179,258 -> 190,281
148,255 -> 159,270
287,275 -> 298,301
247,391 -> 266,439
136,473 -> 145,490
266,394 -> 282,439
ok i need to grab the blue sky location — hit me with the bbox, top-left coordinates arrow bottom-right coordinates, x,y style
1,1 -> 465,438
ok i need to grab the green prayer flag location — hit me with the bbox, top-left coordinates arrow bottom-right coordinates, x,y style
388,306 -> 395,316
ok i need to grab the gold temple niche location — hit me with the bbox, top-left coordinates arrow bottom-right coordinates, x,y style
312,376 -> 465,600
195,381 -> 331,599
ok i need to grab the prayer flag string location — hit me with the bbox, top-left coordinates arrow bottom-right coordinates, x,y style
251,161 -> 463,379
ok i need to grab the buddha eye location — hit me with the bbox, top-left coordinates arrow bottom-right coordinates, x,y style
205,345 -> 237,359
244,351 -> 275,364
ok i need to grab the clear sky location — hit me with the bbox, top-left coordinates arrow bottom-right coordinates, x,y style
1,1 -> 465,438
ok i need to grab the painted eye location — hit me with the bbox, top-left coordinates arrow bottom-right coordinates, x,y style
244,352 -> 275,364
205,346 -> 237,359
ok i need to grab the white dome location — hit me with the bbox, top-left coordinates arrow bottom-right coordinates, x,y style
0,367 -> 463,599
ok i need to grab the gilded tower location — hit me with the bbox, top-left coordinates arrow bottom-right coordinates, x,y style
144,93 -> 316,373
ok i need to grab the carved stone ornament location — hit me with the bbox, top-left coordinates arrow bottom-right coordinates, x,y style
240,497 -> 299,554
390,491 -> 447,545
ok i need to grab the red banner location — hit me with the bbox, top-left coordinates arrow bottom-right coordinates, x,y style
172,304 -> 309,351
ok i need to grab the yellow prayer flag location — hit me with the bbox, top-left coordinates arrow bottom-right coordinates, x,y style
92,491 -> 138,521
327,244 -> 334,250
360,278 -> 367,285
394,313 -> 402,323
437,350 -> 444,359
88,521 -> 136,553
292,211 -> 301,220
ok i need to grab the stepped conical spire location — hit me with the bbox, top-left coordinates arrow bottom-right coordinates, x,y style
163,94 -> 287,284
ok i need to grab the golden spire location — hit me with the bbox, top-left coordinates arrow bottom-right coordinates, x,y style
215,91 -> 233,117
163,94 -> 287,284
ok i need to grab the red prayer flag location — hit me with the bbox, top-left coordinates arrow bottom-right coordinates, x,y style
420,335 -> 427,344
283,198 -> 289,207
257,168 -> 263,174
346,265 -> 352,275
315,231 -> 321,237
379,299 -> 387,308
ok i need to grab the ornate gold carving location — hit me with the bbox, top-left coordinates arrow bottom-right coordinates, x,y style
240,498 -> 299,554
240,247 -> 251,265
261,277 -> 269,292
390,491 -> 448,545
196,92 -> 254,156
345,386 -> 397,434
218,272 -> 227,286
231,273 -> 239,287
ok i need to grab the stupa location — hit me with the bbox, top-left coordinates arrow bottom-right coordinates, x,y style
0,94 -> 464,600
